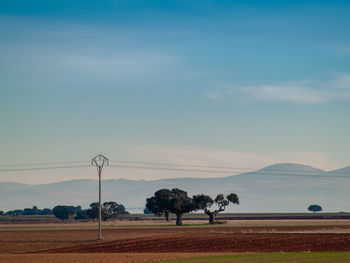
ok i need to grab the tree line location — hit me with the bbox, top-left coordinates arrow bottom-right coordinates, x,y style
146,188 -> 239,225
0,201 -> 129,220
0,192 -> 324,225
1,206 -> 53,216
1,189 -> 239,225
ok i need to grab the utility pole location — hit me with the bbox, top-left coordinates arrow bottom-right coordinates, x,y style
92,154 -> 109,240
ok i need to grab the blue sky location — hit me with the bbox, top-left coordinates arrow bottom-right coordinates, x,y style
1,0 -> 350,183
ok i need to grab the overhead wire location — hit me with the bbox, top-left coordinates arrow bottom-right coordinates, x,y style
0,165 -> 90,172
109,159 -> 258,170
0,159 -> 346,174
109,160 -> 348,175
0,160 -> 90,167
108,164 -> 350,178
0,159 -> 349,178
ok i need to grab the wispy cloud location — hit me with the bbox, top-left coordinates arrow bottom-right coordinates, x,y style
56,52 -> 180,80
241,84 -> 326,104
0,15 -> 184,88
204,74 -> 350,104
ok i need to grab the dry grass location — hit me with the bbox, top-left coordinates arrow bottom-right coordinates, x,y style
225,219 -> 350,227
1,219 -> 350,230
0,220 -> 206,231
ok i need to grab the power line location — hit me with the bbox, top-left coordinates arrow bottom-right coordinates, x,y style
109,164 -> 236,174
0,165 -> 89,172
0,160 -> 89,168
0,158 -> 347,175
108,164 -> 350,179
110,160 -> 253,170
0,164 -> 349,179
0,159 -> 349,179
109,160 -> 344,175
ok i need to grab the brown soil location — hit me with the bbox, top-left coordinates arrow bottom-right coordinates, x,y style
2,223 -> 350,254
45,233 -> 350,253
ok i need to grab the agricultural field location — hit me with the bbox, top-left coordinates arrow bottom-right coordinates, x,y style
1,218 -> 350,262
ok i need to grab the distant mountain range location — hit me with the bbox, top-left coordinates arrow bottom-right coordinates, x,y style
1,163 -> 350,213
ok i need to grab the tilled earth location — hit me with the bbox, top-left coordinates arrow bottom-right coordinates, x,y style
45,233 -> 350,253
1,223 -> 350,254
43,225 -> 350,253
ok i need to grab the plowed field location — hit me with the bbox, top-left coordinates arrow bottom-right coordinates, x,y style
1,220 -> 350,262
45,232 -> 350,253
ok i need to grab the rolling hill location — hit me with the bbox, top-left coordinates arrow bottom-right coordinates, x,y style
1,163 -> 349,213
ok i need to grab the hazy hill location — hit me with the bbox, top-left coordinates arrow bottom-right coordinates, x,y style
1,163 -> 350,213
325,166 -> 350,176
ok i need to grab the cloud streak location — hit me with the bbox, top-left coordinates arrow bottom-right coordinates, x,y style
205,74 -> 350,104
0,15 -> 185,89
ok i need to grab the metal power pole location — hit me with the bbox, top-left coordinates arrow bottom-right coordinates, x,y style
92,154 -> 109,240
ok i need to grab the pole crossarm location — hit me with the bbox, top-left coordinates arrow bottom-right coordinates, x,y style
91,154 -> 109,240
92,154 -> 109,168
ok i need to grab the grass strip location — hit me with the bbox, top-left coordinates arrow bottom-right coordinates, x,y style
159,252 -> 350,263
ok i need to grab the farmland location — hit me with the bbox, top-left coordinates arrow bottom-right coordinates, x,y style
1,218 -> 350,262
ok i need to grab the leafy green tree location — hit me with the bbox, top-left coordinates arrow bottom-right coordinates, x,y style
103,201 -> 126,220
193,193 -> 239,224
168,188 -> 195,226
87,202 -> 99,219
23,206 -> 40,215
74,209 -> 88,220
3,206 -> 52,216
41,208 -> 53,215
23,208 -> 34,215
146,188 -> 196,225
72,206 -> 82,214
53,205 -> 75,220
6,210 -> 24,216
146,189 -> 173,221
87,201 -> 127,221
32,206 -> 39,214
308,204 -> 322,213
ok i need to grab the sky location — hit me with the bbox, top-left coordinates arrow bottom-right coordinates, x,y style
1,0 -> 350,184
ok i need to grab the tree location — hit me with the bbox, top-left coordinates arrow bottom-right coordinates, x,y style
0,211 -> 4,216
41,208 -> 53,215
308,205 -> 322,213
23,206 -> 40,215
72,206 -> 82,215
87,201 -> 127,221
87,202 -> 99,220
168,188 -> 195,226
2,206 -> 52,216
146,189 -> 173,221
103,201 -> 126,220
193,193 -> 239,224
23,208 -> 35,215
53,206 -> 75,220
146,188 -> 196,225
74,209 -> 88,220
6,209 -> 24,216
